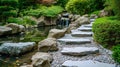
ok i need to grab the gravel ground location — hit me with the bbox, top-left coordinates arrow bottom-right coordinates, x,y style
49,34 -> 115,67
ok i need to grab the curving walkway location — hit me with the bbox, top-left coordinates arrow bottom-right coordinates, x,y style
50,19 -> 115,67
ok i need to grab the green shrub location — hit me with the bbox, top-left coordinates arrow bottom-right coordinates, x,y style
42,6 -> 63,17
7,16 -> 36,25
55,0 -> 69,8
7,17 -> 24,24
112,45 -> 120,63
91,10 -> 100,15
23,16 -> 36,25
23,6 -> 63,18
0,0 -> 19,8
105,0 -> 120,19
92,17 -> 120,46
66,0 -> 105,15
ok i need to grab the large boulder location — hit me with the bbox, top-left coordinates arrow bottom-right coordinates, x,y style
90,14 -> 98,19
99,10 -> 109,17
38,38 -> 58,52
31,52 -> 53,67
37,16 -> 57,27
0,42 -> 36,56
6,23 -> 25,34
74,16 -> 90,25
66,24 -> 79,33
74,15 -> 81,20
0,26 -> 12,36
48,28 -> 67,39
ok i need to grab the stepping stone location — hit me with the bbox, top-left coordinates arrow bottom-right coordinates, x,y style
62,60 -> 115,67
82,24 -> 92,28
90,19 -> 95,22
78,27 -> 92,32
61,47 -> 99,56
71,32 -> 93,37
0,42 -> 36,56
57,38 -> 91,44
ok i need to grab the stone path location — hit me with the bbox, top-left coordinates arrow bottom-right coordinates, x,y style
50,19 -> 115,67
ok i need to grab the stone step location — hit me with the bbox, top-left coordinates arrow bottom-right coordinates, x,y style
82,24 -> 92,28
78,27 -> 92,32
61,47 -> 99,56
57,38 -> 91,44
90,19 -> 95,22
71,32 -> 93,37
62,60 -> 115,67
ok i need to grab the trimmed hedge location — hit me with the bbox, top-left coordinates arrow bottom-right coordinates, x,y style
112,45 -> 120,64
92,17 -> 120,46
66,0 -> 105,15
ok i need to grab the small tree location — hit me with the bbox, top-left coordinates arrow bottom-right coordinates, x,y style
0,0 -> 18,22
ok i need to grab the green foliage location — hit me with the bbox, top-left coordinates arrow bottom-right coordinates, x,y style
66,0 -> 105,15
23,16 -> 36,25
18,0 -> 36,10
92,17 -> 120,46
105,0 -> 120,18
0,0 -> 19,8
112,45 -> 120,63
7,16 -> 36,25
42,6 -> 63,17
91,10 -> 100,15
7,17 -> 24,24
23,6 -> 63,17
55,0 -> 69,7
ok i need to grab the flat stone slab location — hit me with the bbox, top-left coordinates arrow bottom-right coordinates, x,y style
61,47 -> 99,56
57,39 -> 91,44
78,27 -> 92,32
90,19 -> 95,22
82,24 -> 92,28
0,26 -> 12,36
0,42 -> 36,56
71,32 -> 93,37
62,60 -> 115,67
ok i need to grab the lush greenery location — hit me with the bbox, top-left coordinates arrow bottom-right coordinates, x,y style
23,6 -> 63,18
105,0 -> 120,18
55,0 -> 69,8
0,0 -> 63,25
66,0 -> 105,15
112,45 -> 120,64
7,16 -> 36,25
92,17 -> 120,47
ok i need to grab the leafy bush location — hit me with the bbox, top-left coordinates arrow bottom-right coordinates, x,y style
55,0 -> 69,7
112,45 -> 120,63
105,0 -> 120,19
23,16 -> 36,25
0,0 -> 19,8
91,10 -> 100,15
42,6 -> 63,17
7,16 -> 36,25
92,17 -> 120,46
23,6 -> 63,17
7,17 -> 23,24
66,0 -> 105,15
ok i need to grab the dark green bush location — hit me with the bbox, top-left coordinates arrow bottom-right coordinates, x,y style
105,0 -> 120,19
55,0 -> 69,8
92,17 -> 120,46
112,45 -> 120,63
23,6 -> 63,18
66,0 -> 105,15
7,16 -> 36,25
42,6 -> 63,17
